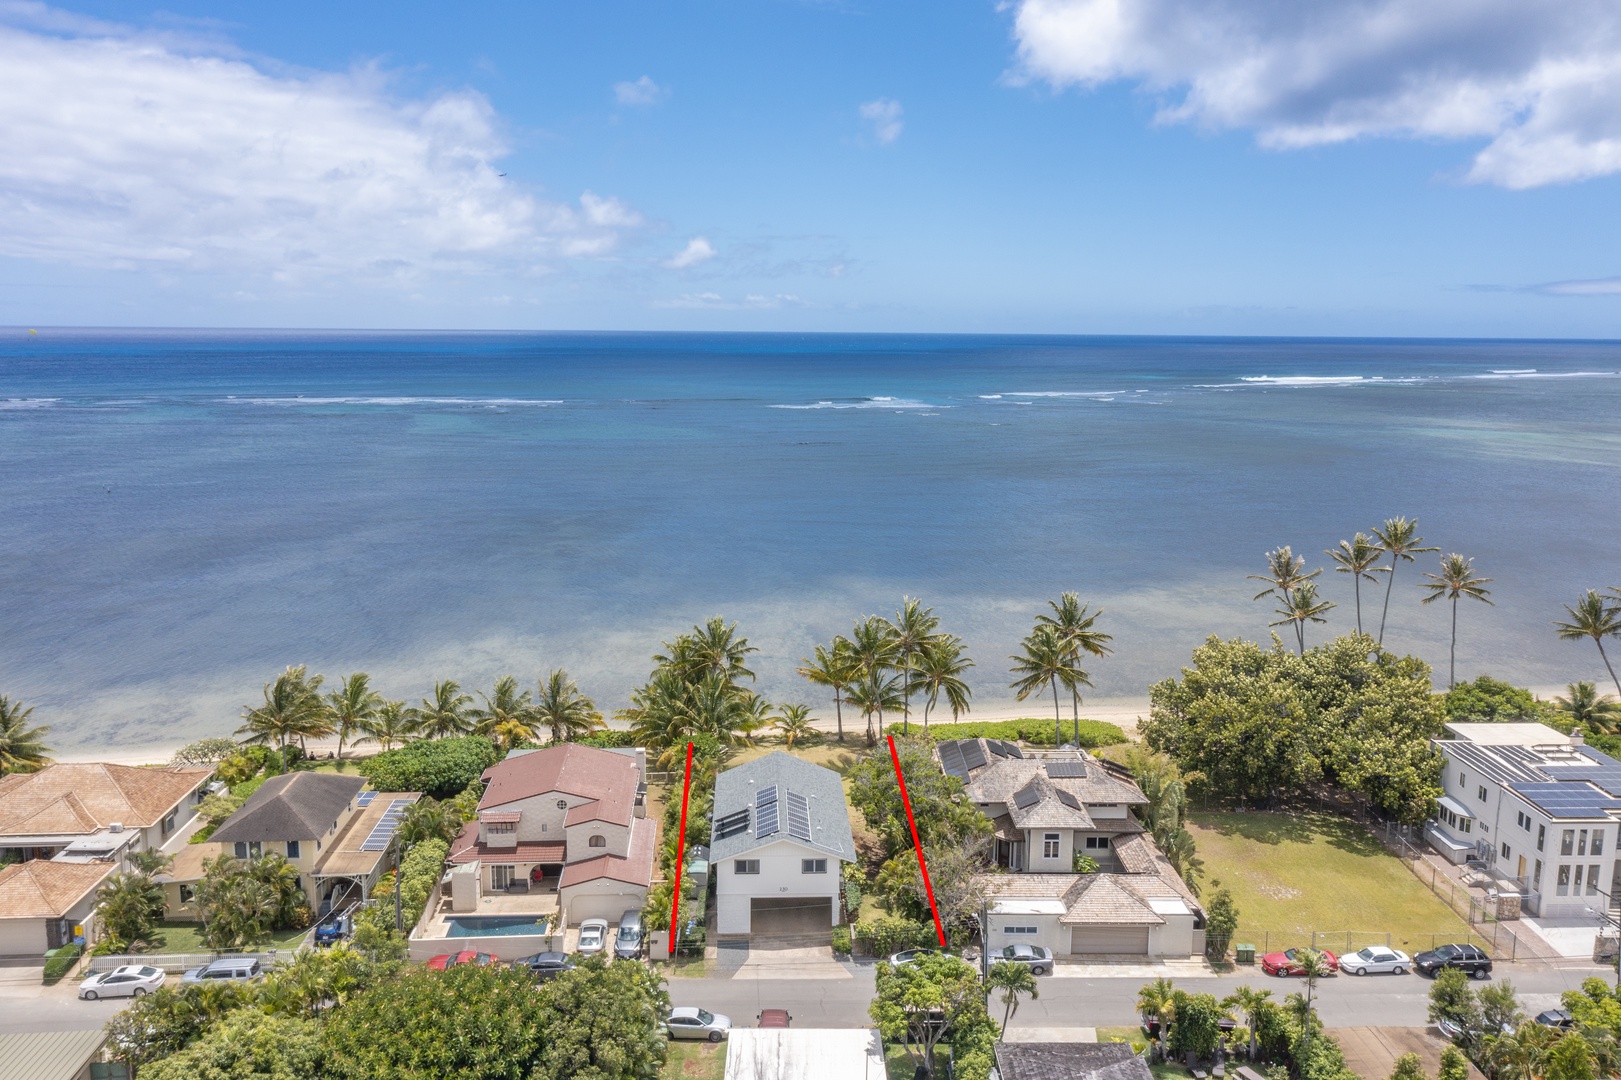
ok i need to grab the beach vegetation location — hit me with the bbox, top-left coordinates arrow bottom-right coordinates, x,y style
411,679 -> 475,739
1556,589 -> 1621,699
356,735 -> 498,799
1036,592 -> 1114,724
1420,553 -> 1495,688
1554,682 -> 1621,736
1441,675 -> 1548,724
773,702 -> 818,749
798,637 -> 860,742
913,633 -> 974,731
1270,582 -> 1336,657
355,699 -> 416,751
846,669 -> 908,748
1009,623 -> 1090,747
1371,517 -> 1439,647
324,672 -> 382,764
889,597 -> 941,732
470,674 -> 536,751
531,668 -> 604,743
236,666 -> 328,769
621,620 -> 766,767
169,737 -> 241,766
920,717 -> 1125,747
1250,548 -> 1323,641
0,694 -> 51,774
213,752 -> 258,785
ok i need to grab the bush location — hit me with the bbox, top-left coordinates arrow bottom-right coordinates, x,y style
358,736 -> 498,799
42,944 -> 81,983
571,730 -> 637,749
842,863 -> 865,916
832,925 -> 852,955
228,775 -> 267,800
855,915 -> 935,956
214,753 -> 258,786
923,719 -> 1127,748
170,738 -> 241,767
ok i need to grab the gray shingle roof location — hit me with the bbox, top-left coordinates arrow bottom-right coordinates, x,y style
210,772 -> 366,845
995,1042 -> 1152,1080
710,752 -> 856,863
961,752 -> 1148,808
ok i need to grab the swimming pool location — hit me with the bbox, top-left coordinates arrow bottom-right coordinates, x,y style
446,916 -> 552,938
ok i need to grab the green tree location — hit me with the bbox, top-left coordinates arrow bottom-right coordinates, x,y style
987,960 -> 1038,1039
357,735 -> 499,799
103,984 -> 253,1071
1222,985 -> 1273,1062
1169,990 -> 1225,1062
139,1008 -> 323,1080
237,666 -> 325,769
1479,980 -> 1525,1035
1294,949 -> 1333,1062
871,952 -> 995,1079
889,597 -> 942,732
1443,676 -> 1547,723
1428,967 -> 1481,1035
169,738 -> 241,767
1011,623 -> 1084,747
1250,547 -> 1326,651
1137,977 -> 1177,1061
1036,592 -> 1115,731
1437,1046 -> 1471,1080
395,797 -> 462,847
656,616 -> 758,684
1544,1034 -> 1598,1080
1271,582 -> 1336,656
1371,517 -> 1438,647
0,695 -> 51,775
1421,554 -> 1495,688
846,669 -> 907,747
93,869 -> 166,948
471,675 -> 535,751
193,853 -> 279,949
530,954 -> 669,1080
1555,682 -> 1621,735
1389,1052 -> 1429,1080
848,616 -> 902,744
532,669 -> 603,744
355,699 -> 417,752
246,851 -> 307,929
799,638 -> 859,743
847,736 -> 990,857
774,703 -> 818,750
1161,828 -> 1205,897
413,680 -> 475,739
1556,590 -> 1621,700
1203,887 -> 1239,959
1327,534 -> 1391,638
913,634 -> 974,732
325,672 -> 382,764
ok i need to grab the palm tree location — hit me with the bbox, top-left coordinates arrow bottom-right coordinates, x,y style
532,669 -> 603,744
913,635 -> 974,731
396,798 -> 462,847
1160,828 -> 1205,897
1010,624 -> 1078,747
413,680 -> 474,739
1420,554 -> 1495,687
473,675 -> 536,749
324,673 -> 382,764
1326,534 -> 1389,637
1136,977 -> 1176,1062
1269,582 -> 1336,656
798,638 -> 859,743
1295,949 -> 1333,1061
94,870 -> 165,947
1222,986 -> 1273,1061
237,666 -> 324,768
987,960 -> 1039,1040
1555,590 -> 1621,699
0,696 -> 51,775
247,852 -> 306,929
355,700 -> 416,752
1371,517 -> 1438,646
1553,682 -> 1621,735
889,597 -> 941,733
1249,547 -> 1320,603
657,617 -> 758,684
845,670 -> 906,747
1036,593 -> 1114,728
774,704 -> 817,750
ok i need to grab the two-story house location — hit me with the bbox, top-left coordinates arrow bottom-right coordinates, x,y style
0,763 -> 214,868
1428,722 -> 1621,919
447,743 -> 653,925
160,773 -> 421,917
937,738 -> 1204,959
710,751 -> 856,937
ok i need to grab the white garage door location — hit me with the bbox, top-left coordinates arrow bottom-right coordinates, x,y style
1071,925 -> 1150,955
0,919 -> 46,957
565,892 -> 641,927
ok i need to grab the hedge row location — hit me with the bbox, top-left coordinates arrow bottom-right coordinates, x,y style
358,737 -> 498,799
920,718 -> 1127,748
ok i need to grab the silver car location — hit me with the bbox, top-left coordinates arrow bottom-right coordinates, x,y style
80,965 -> 165,1000
665,1005 -> 732,1042
1343,946 -> 1411,975
575,918 -> 609,955
995,944 -> 1054,975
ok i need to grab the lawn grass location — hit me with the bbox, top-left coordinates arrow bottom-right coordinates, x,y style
147,920 -> 308,955
1098,1025 -> 1149,1052
663,1040 -> 727,1080
1188,810 -> 1472,954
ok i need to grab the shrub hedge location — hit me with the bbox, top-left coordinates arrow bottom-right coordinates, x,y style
358,737 -> 499,799
921,718 -> 1127,748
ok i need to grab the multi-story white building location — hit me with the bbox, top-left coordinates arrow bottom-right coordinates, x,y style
1428,722 -> 1621,919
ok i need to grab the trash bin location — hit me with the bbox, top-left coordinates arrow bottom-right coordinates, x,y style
1235,943 -> 1255,965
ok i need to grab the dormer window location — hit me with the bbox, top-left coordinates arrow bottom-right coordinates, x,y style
486,821 -> 516,836
588,835 -> 607,848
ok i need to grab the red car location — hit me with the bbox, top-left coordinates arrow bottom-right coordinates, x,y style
758,1009 -> 792,1028
426,950 -> 497,971
1261,947 -> 1338,976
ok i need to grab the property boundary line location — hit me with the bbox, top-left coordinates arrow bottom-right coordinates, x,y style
888,734 -> 947,948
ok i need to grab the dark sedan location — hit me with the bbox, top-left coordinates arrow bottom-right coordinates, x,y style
511,951 -> 575,980
1414,943 -> 1492,979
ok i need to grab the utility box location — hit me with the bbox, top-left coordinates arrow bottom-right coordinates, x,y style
1235,943 -> 1256,965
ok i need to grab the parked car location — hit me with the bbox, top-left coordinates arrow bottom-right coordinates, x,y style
79,965 -> 164,1000
425,950 -> 497,971
888,948 -> 960,967
1261,948 -> 1340,976
758,1009 -> 792,1028
180,957 -> 264,985
1341,946 -> 1411,975
665,1006 -> 732,1042
615,911 -> 645,960
1414,943 -> 1492,979
1535,1009 -> 1576,1030
576,918 -> 609,955
511,951 -> 575,980
1438,1015 -> 1515,1042
994,944 -> 1053,975
314,912 -> 352,947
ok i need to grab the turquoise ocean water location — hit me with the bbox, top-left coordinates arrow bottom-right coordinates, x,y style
2,330 -> 1619,754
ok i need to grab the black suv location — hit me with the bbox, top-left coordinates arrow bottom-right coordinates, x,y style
1414,943 -> 1492,979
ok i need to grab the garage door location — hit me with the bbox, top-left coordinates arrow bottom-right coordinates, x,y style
565,893 -> 641,926
1071,925 -> 1150,955
748,897 -> 833,943
0,919 -> 46,957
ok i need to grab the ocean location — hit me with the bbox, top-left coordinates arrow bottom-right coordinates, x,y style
3,330 -> 1619,756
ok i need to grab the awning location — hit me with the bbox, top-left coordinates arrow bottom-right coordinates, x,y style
1437,795 -> 1473,819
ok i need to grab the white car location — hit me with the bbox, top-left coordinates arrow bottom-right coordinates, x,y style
80,965 -> 165,1000
665,1006 -> 732,1042
575,918 -> 609,955
1342,946 -> 1412,976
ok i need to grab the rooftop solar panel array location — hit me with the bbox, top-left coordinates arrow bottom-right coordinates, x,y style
755,785 -> 780,839
960,742 -> 988,770
1055,790 -> 1084,811
1001,741 -> 1024,759
1044,762 -> 1087,779
1510,782 -> 1621,819
359,799 -> 413,851
1011,784 -> 1041,810
715,808 -> 750,840
784,791 -> 812,842
938,742 -> 970,780
355,791 -> 378,808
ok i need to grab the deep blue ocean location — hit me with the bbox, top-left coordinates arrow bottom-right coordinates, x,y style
3,330 -> 1620,755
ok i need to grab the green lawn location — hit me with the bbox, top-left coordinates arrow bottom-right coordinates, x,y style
663,1041 -> 726,1080
147,920 -> 308,955
1188,810 -> 1471,954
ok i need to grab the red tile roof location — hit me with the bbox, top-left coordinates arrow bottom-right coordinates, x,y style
481,745 -> 639,827
559,817 -> 655,890
448,824 -> 565,865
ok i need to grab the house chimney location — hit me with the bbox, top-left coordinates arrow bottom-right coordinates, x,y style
1571,731 -> 1585,746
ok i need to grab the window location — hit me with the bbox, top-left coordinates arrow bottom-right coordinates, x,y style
1534,859 -> 1543,888
285,840 -> 300,859
1576,865 -> 1586,892
161,811 -> 177,837
1042,833 -> 1061,859
1580,830 -> 1589,856
1562,830 -> 1575,856
1461,818 -> 1472,834
1084,837 -> 1111,850
734,860 -> 760,875
179,884 -> 195,904
1500,842 -> 1510,860
588,835 -> 607,848
1516,811 -> 1531,831
491,865 -> 515,890
486,821 -> 516,836
556,800 -> 568,810
233,841 -> 262,859
1597,831 -> 1607,857
802,859 -> 828,874
1459,771 -> 1467,788
1003,926 -> 1038,935
1591,866 -> 1602,896
1477,785 -> 1488,802
1558,865 -> 1571,896
1538,824 -> 1546,851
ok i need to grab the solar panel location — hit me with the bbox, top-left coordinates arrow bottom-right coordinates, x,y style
1045,762 -> 1088,778
987,740 -> 1009,758
1056,790 -> 1084,811
1012,784 -> 1041,810
938,742 -> 967,779
960,742 -> 988,770
756,785 -> 780,838
1002,742 -> 1024,759
356,791 -> 378,807
359,800 -> 414,851
784,791 -> 812,842
715,809 -> 750,840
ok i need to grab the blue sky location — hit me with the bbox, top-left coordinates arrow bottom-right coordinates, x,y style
2,0 -> 1620,335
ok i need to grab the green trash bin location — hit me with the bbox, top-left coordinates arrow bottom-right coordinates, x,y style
1235,943 -> 1256,965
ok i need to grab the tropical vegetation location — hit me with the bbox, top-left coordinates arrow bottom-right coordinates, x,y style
0,694 -> 52,774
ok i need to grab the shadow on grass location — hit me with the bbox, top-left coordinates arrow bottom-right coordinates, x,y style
1191,810 -> 1386,858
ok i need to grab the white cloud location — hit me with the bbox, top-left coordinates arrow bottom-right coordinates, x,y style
859,98 -> 904,144
664,236 -> 717,270
654,292 -> 805,310
614,75 -> 668,107
0,8 -> 642,280
1010,0 -> 1621,188
1536,277 -> 1621,296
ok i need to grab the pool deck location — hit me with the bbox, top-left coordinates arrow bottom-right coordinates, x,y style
419,890 -> 560,940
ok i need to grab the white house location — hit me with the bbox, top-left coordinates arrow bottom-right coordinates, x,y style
0,763 -> 214,868
1428,722 -> 1621,919
712,752 -> 857,936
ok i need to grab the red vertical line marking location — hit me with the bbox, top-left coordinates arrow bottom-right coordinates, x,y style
668,741 -> 695,960
888,734 -> 947,948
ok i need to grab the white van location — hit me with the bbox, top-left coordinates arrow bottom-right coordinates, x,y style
180,957 -> 263,985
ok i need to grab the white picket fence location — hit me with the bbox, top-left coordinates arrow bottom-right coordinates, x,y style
86,950 -> 283,974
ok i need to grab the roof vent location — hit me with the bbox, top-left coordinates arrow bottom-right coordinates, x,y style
108,822 -> 124,833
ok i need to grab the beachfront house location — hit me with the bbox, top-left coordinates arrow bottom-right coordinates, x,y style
1427,721 -> 1621,919
0,763 -> 214,869
711,752 -> 856,937
447,743 -> 654,926
937,738 -> 1204,959
160,773 -> 421,918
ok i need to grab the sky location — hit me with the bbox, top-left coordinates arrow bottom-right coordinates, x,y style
2,0 -> 1620,336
